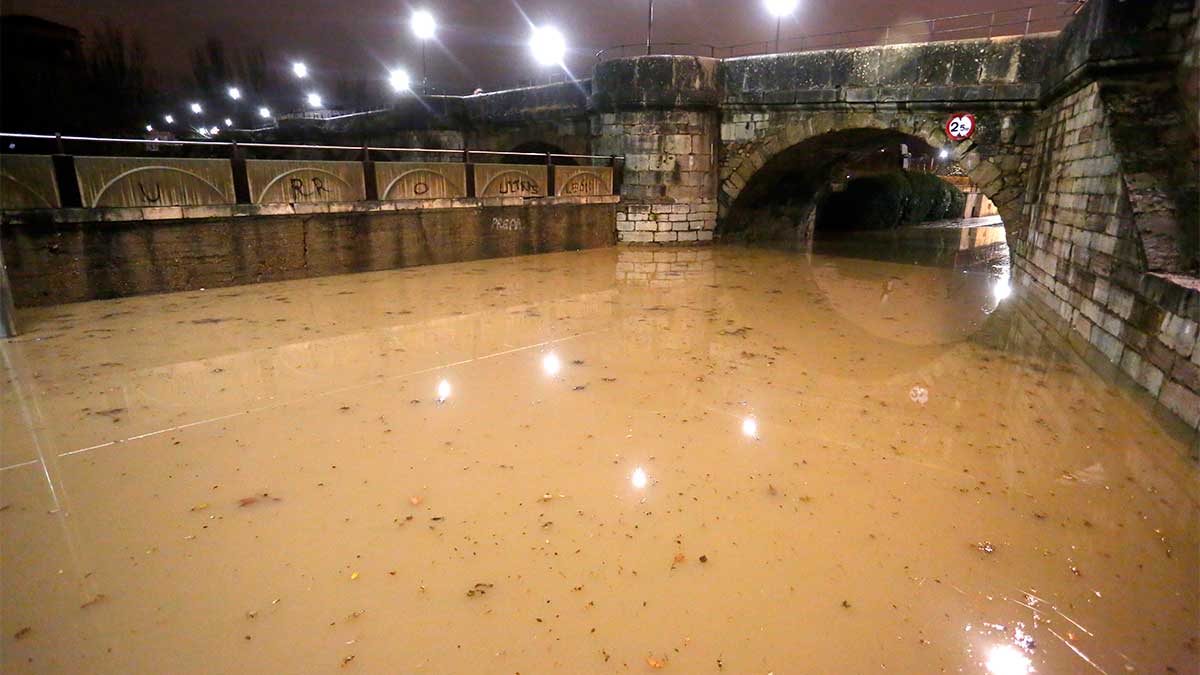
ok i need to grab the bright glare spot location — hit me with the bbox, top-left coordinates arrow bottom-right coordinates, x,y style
389,69 -> 412,93
306,92 -> 323,108
411,9 -> 436,40
985,645 -> 1033,675
530,25 -> 567,66
258,106 -> 271,118
208,126 -> 219,135
542,352 -> 561,376
764,0 -> 799,17
631,467 -> 648,489
189,102 -> 202,114
227,86 -> 241,100
145,124 -> 153,132
164,114 -> 174,124
993,277 -> 1013,302
742,417 -> 758,438
939,149 -> 950,159
292,62 -> 308,78
437,379 -> 452,402
223,118 -> 233,127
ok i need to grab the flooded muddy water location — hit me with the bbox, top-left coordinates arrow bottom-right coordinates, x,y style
3,231 -> 1197,674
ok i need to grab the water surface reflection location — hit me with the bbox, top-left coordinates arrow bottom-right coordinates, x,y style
2,240 -> 1196,674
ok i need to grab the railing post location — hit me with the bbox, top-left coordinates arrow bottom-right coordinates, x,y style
230,140 -> 251,204
545,153 -> 555,197
0,239 -> 16,338
987,11 -> 995,38
611,156 -> 622,196
464,145 -> 476,199
1024,7 -> 1032,35
883,26 -> 890,45
361,143 -> 378,201
50,133 -> 81,208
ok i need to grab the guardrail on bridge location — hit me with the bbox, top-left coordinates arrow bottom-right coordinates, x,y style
0,133 -> 624,211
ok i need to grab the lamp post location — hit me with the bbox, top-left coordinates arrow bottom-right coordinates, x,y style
646,0 -> 654,55
410,10 -> 437,93
764,0 -> 798,53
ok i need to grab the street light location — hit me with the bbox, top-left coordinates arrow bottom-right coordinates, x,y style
164,114 -> 174,124
530,25 -> 566,67
389,68 -> 412,93
258,106 -> 271,118
764,0 -> 799,53
227,86 -> 241,100
306,92 -> 323,108
224,118 -> 234,127
410,10 -> 436,93
145,124 -> 153,132
938,148 -> 950,160
209,126 -> 220,135
292,61 -> 308,78
189,102 -> 203,114
411,9 -> 436,39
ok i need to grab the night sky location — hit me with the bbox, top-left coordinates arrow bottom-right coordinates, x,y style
7,0 -> 1069,90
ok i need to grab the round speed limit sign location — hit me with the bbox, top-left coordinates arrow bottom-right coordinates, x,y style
945,113 -> 976,141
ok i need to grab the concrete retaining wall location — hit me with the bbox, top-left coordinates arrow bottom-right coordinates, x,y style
1,196 -> 617,306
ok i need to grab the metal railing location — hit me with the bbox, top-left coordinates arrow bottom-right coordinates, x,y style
0,132 -> 621,165
0,132 -> 625,210
596,1 -> 1082,61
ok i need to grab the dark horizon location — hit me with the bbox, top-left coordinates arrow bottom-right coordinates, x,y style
4,0 -> 1071,92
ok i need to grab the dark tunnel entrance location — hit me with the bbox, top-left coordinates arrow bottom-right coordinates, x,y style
720,128 -> 997,244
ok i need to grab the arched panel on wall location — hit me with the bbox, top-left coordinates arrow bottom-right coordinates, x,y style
375,163 -> 467,200
0,155 -> 60,209
75,157 -> 235,208
475,164 -> 547,198
245,160 -> 366,204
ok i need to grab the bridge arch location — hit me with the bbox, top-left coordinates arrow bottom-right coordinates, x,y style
717,111 -> 1030,239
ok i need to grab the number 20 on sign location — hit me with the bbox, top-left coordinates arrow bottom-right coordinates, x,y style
945,113 -> 976,141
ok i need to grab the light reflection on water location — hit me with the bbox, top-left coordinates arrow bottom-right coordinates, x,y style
1,236 -> 1196,675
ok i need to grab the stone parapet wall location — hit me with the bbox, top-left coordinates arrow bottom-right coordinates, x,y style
2,196 -> 617,307
1015,81 -> 1199,431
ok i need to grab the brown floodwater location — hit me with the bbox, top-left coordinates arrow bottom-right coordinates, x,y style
2,231 -> 1197,674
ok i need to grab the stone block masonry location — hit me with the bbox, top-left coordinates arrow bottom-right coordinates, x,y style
1,196 -> 617,306
592,57 -> 723,245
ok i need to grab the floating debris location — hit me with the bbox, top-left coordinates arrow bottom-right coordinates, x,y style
13,626 -> 31,640
646,655 -> 667,669
975,542 -> 996,554
466,582 -> 494,597
238,493 -> 281,507
80,594 -> 107,609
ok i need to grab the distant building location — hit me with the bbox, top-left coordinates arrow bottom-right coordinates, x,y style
0,15 -> 84,133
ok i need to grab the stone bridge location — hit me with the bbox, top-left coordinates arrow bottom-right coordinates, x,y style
256,0 -> 1200,432
3,0 -> 1197,431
